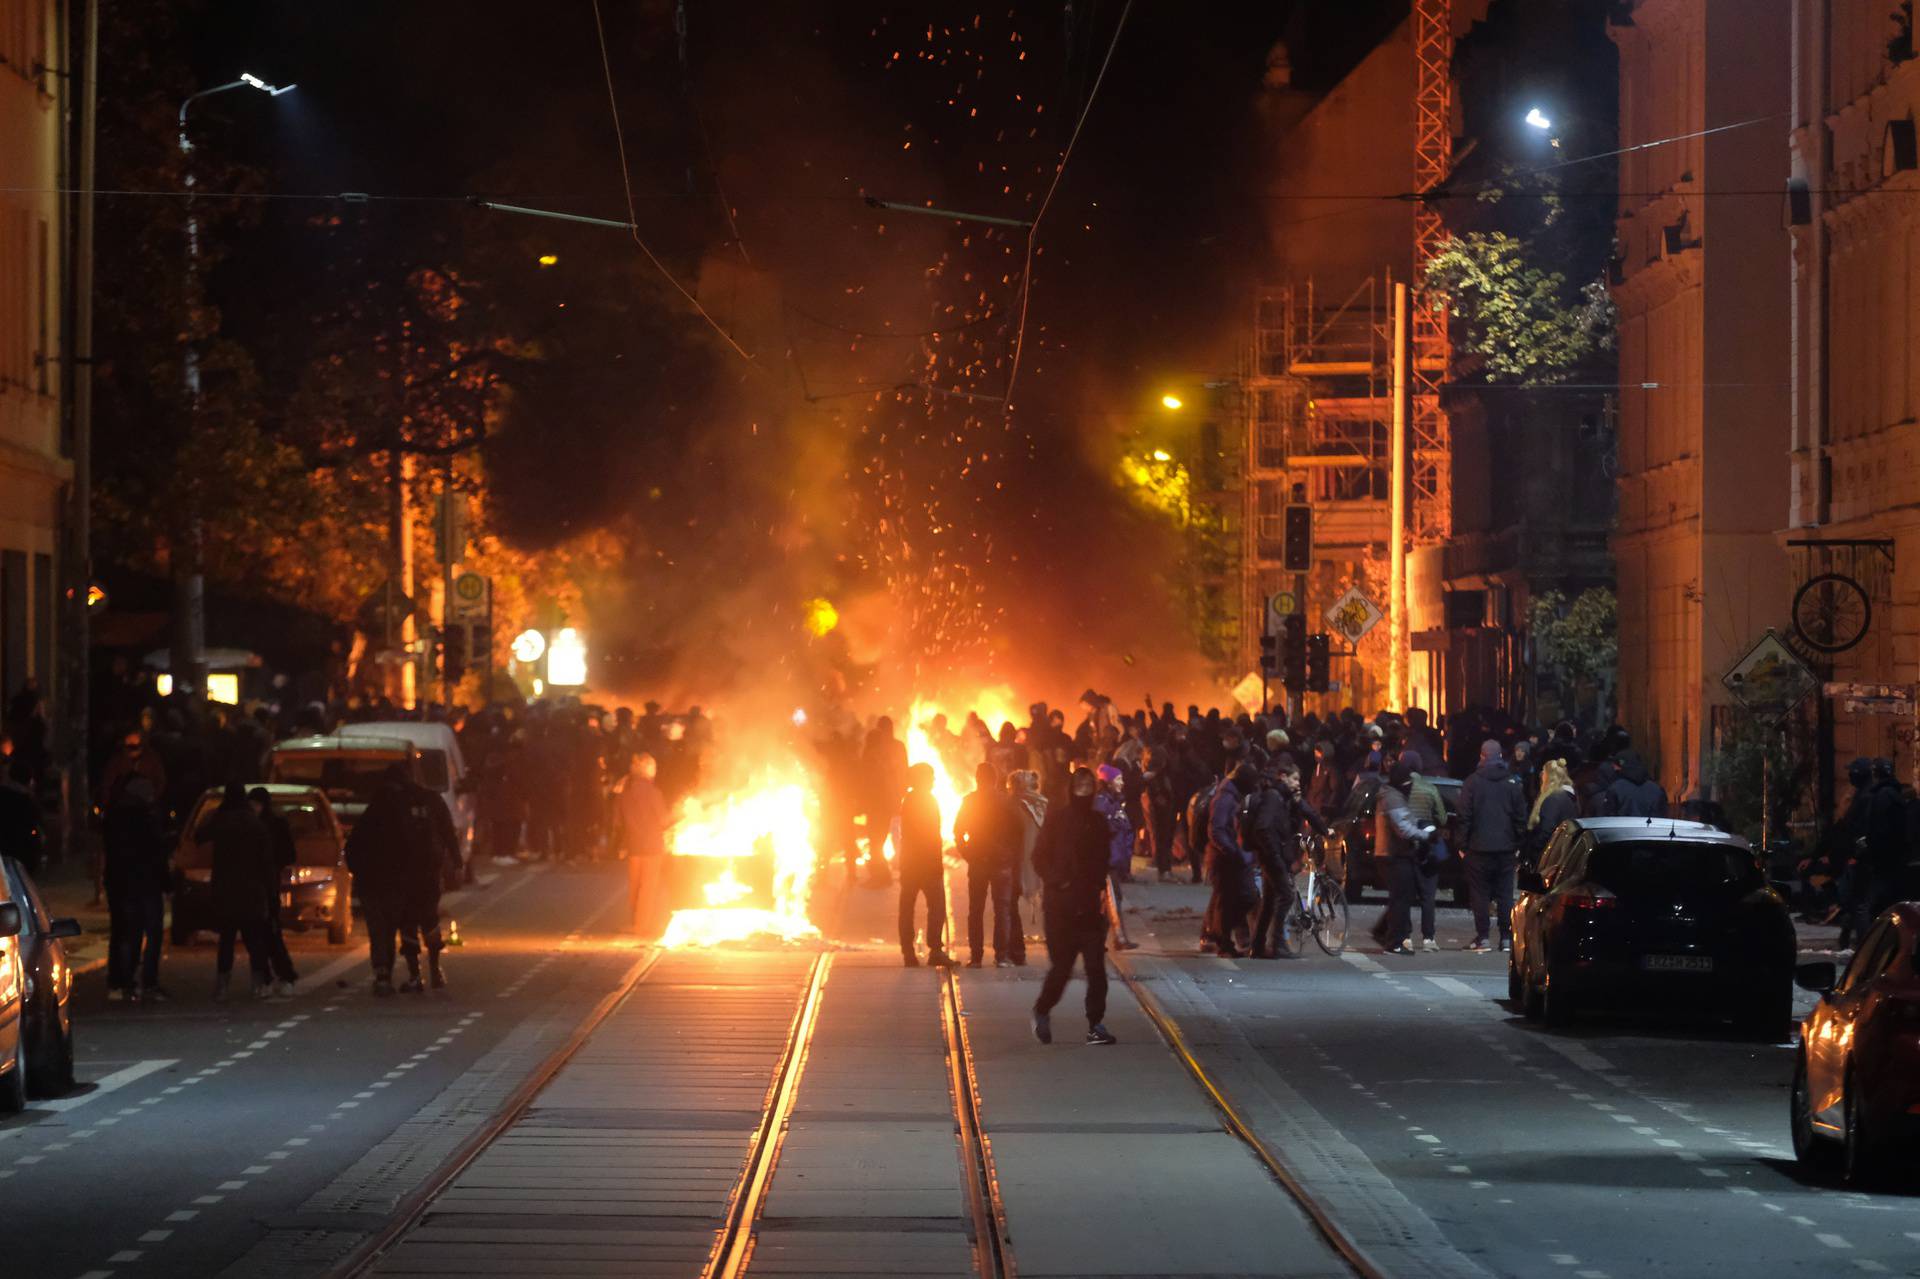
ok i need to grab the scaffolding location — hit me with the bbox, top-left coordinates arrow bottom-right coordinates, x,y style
1410,0 -> 1455,543
1239,279 -> 1397,676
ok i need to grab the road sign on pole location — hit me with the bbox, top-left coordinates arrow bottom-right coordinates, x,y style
1324,587 -> 1384,646
449,572 -> 489,623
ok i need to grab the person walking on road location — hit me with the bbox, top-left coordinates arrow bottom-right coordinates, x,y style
898,762 -> 952,967
612,752 -> 671,938
1403,753 -> 1449,953
101,775 -> 170,1002
348,765 -> 459,995
248,788 -> 301,997
1456,739 -> 1528,953
198,782 -> 277,1001
955,762 -> 1019,967
1202,762 -> 1258,957
1372,756 -> 1437,956
1031,768 -> 1117,1046
1094,765 -> 1139,951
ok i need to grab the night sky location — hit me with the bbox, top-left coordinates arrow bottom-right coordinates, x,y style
160,1 -> 1407,699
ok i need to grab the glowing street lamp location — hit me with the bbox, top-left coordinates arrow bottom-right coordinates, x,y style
1524,106 -> 1553,131
1160,393 -> 1184,410
510,628 -> 546,664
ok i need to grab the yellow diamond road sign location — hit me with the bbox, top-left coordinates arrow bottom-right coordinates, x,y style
1324,586 -> 1383,645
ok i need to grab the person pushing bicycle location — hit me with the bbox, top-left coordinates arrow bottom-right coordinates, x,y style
1248,756 -> 1329,959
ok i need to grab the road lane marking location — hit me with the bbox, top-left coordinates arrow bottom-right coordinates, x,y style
1425,976 -> 1478,997
138,1230 -> 171,1242
1341,951 -> 1384,972
1816,1235 -> 1852,1249
36,1060 -> 177,1114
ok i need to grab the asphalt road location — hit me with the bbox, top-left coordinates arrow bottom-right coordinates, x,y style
1127,879 -> 1917,1279
13,859 -> 1915,1279
3,860 -> 642,1279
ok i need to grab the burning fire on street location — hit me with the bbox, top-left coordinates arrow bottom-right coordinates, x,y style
658,687 -> 1024,948
659,774 -> 821,948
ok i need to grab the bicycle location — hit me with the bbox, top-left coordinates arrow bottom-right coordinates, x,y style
1280,837 -> 1350,956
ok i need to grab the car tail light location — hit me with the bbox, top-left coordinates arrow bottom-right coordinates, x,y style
1564,888 -> 1619,913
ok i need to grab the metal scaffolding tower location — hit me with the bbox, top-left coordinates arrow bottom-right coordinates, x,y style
1410,0 -> 1454,544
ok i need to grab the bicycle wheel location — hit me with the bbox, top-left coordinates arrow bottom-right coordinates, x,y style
1311,877 -> 1349,956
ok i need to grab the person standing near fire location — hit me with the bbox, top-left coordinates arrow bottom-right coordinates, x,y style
898,762 -> 953,967
1031,767 -> 1117,1046
613,751 -> 672,937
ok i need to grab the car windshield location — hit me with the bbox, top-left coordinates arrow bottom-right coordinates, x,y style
1585,840 -> 1760,899
415,749 -> 450,791
272,756 -> 399,805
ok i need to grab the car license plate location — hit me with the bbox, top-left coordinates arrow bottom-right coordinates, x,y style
1642,954 -> 1712,973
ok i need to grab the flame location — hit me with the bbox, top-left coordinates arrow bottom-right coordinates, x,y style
660,779 -> 822,948
905,686 -> 1023,844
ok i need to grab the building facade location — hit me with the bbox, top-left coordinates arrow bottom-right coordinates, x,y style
1787,0 -> 1920,792
1609,0 -> 1793,800
0,0 -> 66,719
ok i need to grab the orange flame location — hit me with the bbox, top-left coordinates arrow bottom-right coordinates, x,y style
660,777 -> 820,948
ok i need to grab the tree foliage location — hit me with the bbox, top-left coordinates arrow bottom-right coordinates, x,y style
1528,587 -> 1617,724
1423,232 -> 1615,384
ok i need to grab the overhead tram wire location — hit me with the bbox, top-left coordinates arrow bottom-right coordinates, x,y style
588,0 -> 757,366
1001,0 -> 1134,412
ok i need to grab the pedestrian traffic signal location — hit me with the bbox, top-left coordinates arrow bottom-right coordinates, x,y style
1305,632 -> 1330,693
1259,631 -> 1280,678
1281,613 -> 1306,689
1282,504 -> 1313,573
444,624 -> 468,681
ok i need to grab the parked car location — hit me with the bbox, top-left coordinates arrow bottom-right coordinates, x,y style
267,735 -> 419,836
1325,776 -> 1464,900
336,721 -> 475,871
1508,817 -> 1794,1037
1790,903 -> 1920,1185
171,784 -> 353,945
0,855 -> 81,1110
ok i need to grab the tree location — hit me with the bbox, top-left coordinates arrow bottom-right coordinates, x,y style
1527,587 -> 1617,727
1705,709 -> 1813,852
1423,232 -> 1614,385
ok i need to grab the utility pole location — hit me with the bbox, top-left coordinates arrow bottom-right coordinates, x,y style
1390,283 -> 1410,712
64,0 -> 99,854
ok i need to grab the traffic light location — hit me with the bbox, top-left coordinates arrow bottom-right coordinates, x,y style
1282,504 -> 1313,573
1259,632 -> 1280,678
1305,632 -> 1330,693
469,618 -> 492,673
1281,613 -> 1306,689
444,624 -> 468,682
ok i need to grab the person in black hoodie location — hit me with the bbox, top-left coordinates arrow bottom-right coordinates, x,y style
897,762 -> 952,967
348,765 -> 458,995
249,788 -> 301,996
198,782 -> 277,1001
1602,751 -> 1669,819
102,775 -> 170,1001
954,762 -> 1018,968
1457,739 -> 1528,953
1030,768 -> 1117,1046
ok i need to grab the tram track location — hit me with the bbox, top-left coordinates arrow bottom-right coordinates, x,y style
941,966 -> 1016,1279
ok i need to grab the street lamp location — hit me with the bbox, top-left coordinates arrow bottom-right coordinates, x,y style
1523,106 -> 1553,131
171,73 -> 295,697
1160,393 -> 1183,410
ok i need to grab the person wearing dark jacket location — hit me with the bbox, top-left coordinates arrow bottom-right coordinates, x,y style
1203,763 -> 1258,957
1602,751 -> 1669,819
1864,758 -> 1910,922
1525,758 -> 1579,867
1247,764 -> 1319,959
1456,739 -> 1528,952
198,782 -> 277,1000
102,775 -> 170,1001
1372,758 -> 1436,954
1030,768 -> 1117,1046
955,762 -> 1019,967
249,788 -> 300,995
1140,747 -> 1180,883
347,766 -> 459,995
897,762 -> 952,967
864,718 -> 910,888
1834,757 -> 1876,947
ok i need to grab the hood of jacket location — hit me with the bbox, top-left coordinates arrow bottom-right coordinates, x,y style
1616,752 -> 1649,785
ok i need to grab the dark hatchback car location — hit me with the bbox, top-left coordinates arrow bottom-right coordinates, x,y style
1326,776 -> 1464,900
1,856 -> 81,1106
1790,903 -> 1920,1185
1508,817 -> 1795,1038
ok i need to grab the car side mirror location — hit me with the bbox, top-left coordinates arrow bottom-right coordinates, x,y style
1516,868 -> 1547,894
1794,960 -> 1836,994
0,903 -> 20,938
47,918 -> 82,941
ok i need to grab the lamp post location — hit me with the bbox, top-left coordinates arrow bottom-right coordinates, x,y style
171,73 -> 294,699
